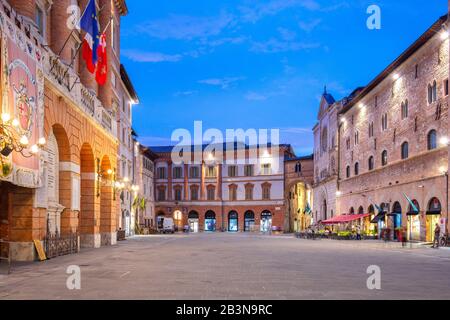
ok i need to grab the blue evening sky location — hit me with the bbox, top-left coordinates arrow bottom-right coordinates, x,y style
120,0 -> 446,156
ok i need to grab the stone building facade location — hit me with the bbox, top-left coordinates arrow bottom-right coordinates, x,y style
335,14 -> 449,241
116,65 -> 138,236
285,156 -> 314,232
151,144 -> 295,233
134,145 -> 157,230
0,0 -> 133,261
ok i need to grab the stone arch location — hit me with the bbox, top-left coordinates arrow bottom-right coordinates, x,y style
79,143 -> 99,248
100,155 -> 116,245
358,206 -> 364,215
51,124 -> 76,236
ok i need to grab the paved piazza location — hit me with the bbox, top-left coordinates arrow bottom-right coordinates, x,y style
1,233 -> 450,300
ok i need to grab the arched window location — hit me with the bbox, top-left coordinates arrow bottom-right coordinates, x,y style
321,127 -> 328,153
428,84 -> 433,104
401,142 -> 409,160
295,162 -> 302,173
427,198 -> 442,215
354,162 -> 359,176
368,156 -> 374,171
428,130 -> 437,150
346,166 -> 351,178
401,100 -> 409,119
349,207 -> 355,215
432,81 -> 437,102
381,150 -> 388,166
358,206 -> 364,215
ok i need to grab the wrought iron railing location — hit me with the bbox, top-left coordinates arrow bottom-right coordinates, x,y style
44,232 -> 79,259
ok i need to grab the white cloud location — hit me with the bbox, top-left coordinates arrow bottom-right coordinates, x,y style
277,27 -> 297,41
251,38 -> 320,53
239,0 -> 320,23
122,50 -> 183,63
198,77 -> 245,89
245,92 -> 268,101
136,12 -> 235,40
298,18 -> 322,32
174,91 -> 198,97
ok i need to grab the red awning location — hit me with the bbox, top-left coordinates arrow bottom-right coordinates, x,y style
322,214 -> 370,225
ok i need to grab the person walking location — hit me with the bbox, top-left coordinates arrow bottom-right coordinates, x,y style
401,227 -> 408,248
432,223 -> 441,249
356,225 -> 362,241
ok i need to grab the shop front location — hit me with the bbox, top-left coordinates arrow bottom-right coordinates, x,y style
261,211 -> 272,233
407,199 -> 421,241
204,210 -> 216,232
188,211 -> 199,233
426,198 -> 442,242
228,211 -> 239,232
244,211 -> 255,232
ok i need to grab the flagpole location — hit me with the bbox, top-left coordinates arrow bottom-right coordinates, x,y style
50,0 -> 94,73
61,10 -> 110,89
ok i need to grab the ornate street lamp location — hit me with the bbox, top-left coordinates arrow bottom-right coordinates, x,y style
0,112 -> 46,159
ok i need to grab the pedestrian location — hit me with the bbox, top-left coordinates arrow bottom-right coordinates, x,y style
432,223 -> 441,249
356,225 -> 362,241
402,227 -> 408,248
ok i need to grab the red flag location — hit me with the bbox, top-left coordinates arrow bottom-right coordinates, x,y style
96,33 -> 108,85
82,40 -> 96,74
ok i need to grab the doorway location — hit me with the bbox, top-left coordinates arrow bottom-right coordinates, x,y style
244,211 -> 255,232
204,211 -> 216,232
261,211 -> 272,233
228,211 -> 238,232
188,211 -> 199,233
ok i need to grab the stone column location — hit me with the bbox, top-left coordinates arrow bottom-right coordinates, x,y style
184,164 -> 189,200
201,162 -> 205,200
216,164 -> 223,200
80,173 -> 101,248
167,161 -> 173,200
100,182 -> 117,246
59,162 -> 80,236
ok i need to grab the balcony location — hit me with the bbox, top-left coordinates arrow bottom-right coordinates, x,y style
0,0 -> 116,138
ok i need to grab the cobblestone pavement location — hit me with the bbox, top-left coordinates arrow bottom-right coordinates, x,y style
1,233 -> 450,300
